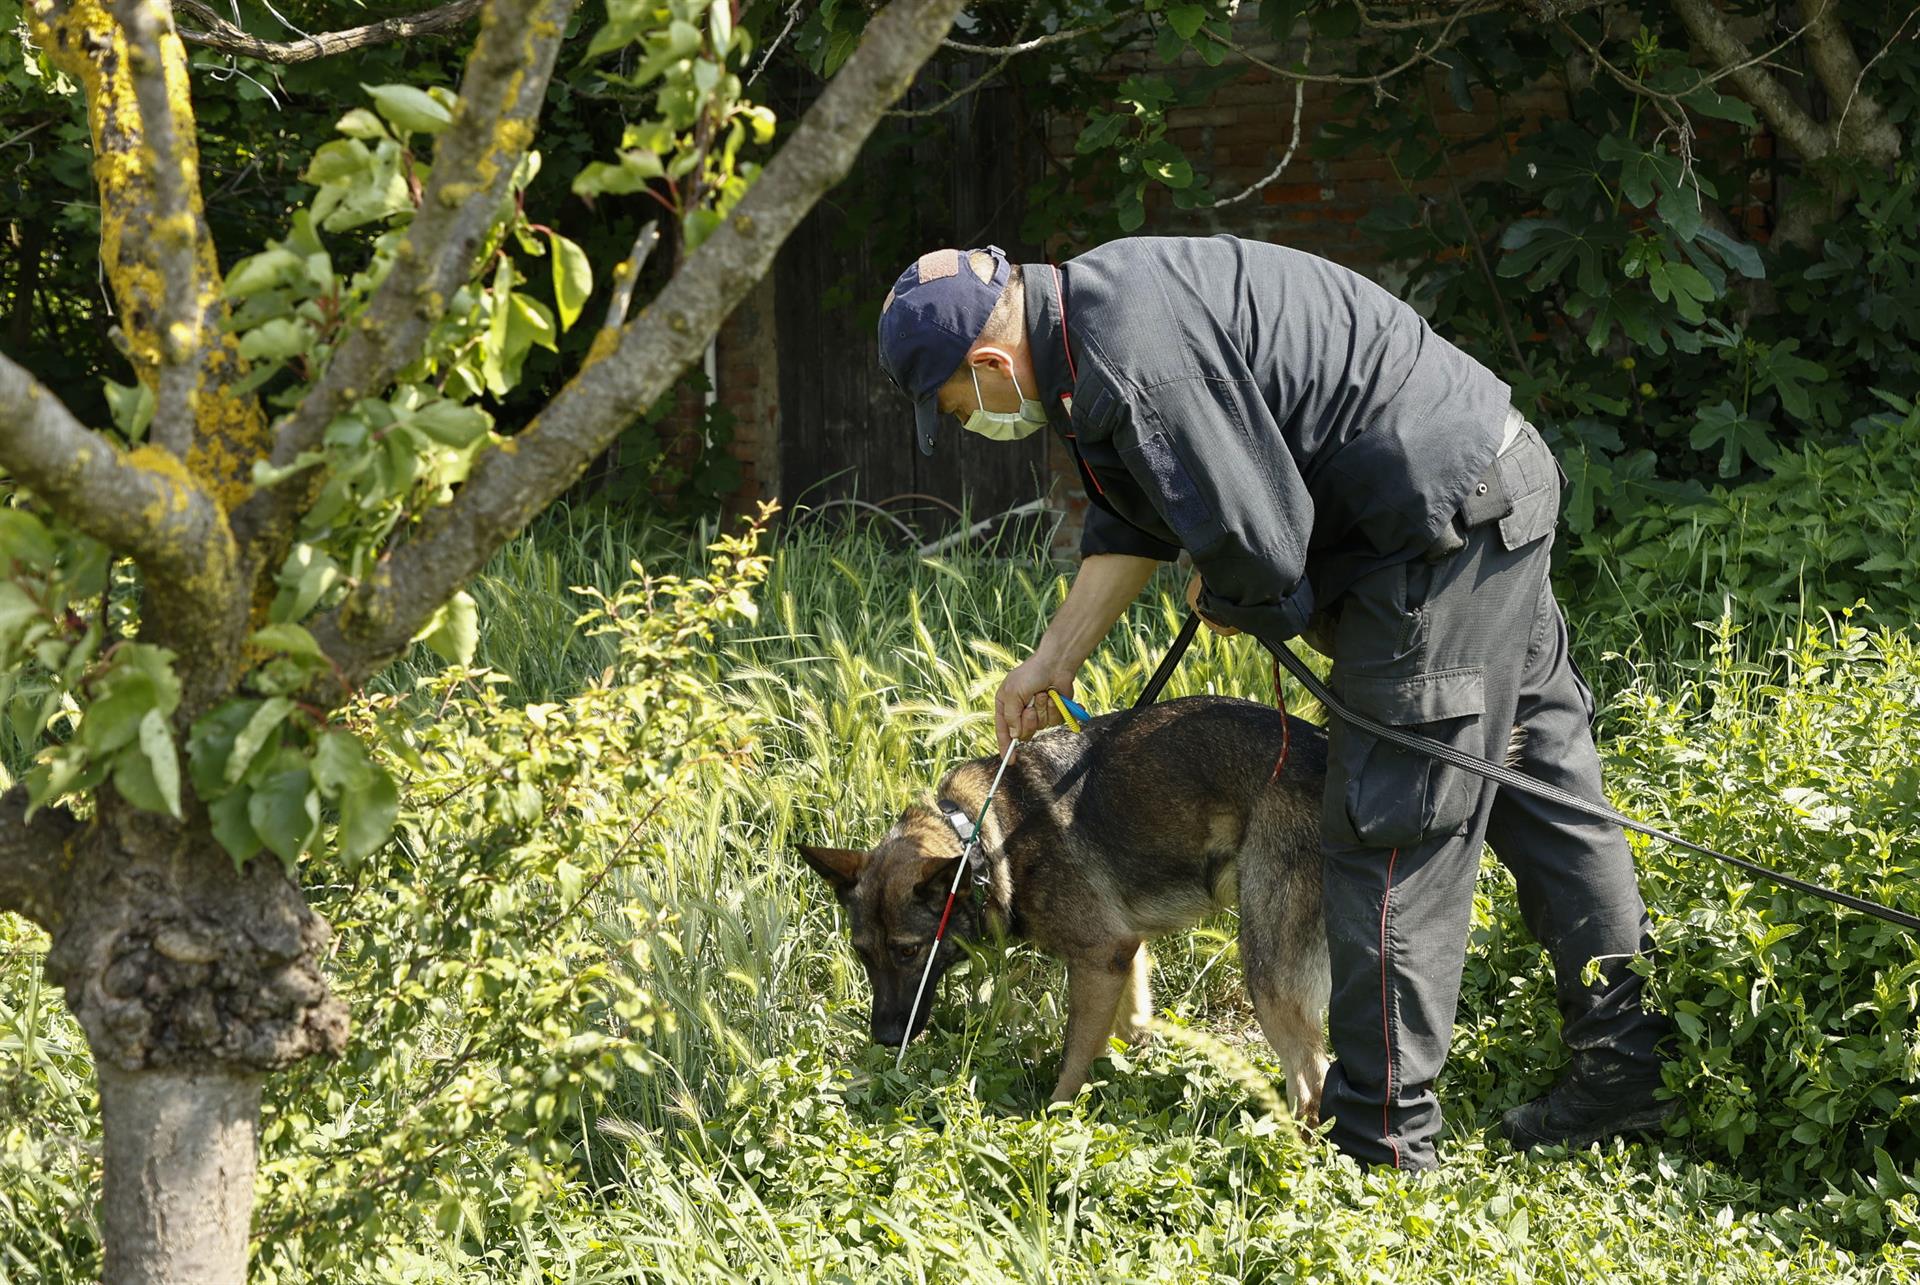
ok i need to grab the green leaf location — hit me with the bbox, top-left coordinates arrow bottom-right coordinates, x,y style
210,787 -> 263,864
1116,182 -> 1147,233
248,767 -> 320,869
362,82 -> 453,136
102,379 -> 157,441
251,623 -> 330,666
409,399 -> 493,448
226,697 -> 295,787
303,138 -> 371,186
549,232 -> 593,332
1167,4 -> 1207,39
224,248 -> 301,299
1696,225 -> 1765,280
708,0 -> 732,52
335,107 -> 390,141
238,317 -> 314,362
188,699 -> 255,797
415,591 -> 479,665
112,708 -> 181,818
0,509 -> 58,571
340,763 -> 399,865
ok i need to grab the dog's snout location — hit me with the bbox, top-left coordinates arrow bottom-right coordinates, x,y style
871,1017 -> 909,1047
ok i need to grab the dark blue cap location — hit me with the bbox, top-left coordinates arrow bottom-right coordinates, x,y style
877,246 -> 1010,455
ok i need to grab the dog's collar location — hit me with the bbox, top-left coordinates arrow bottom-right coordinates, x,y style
936,798 -> 1002,925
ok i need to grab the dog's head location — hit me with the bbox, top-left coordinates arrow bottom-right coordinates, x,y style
798,805 -> 983,1047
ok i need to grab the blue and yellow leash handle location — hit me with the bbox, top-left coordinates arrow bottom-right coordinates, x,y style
1046,689 -> 1091,732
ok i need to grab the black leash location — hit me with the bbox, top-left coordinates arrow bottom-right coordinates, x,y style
1142,611 -> 1920,933
1132,611 -> 1202,709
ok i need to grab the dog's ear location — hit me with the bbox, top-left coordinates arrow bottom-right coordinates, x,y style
911,855 -> 964,900
796,845 -> 867,895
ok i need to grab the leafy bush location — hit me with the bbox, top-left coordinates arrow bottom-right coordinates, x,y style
1561,393 -> 1920,656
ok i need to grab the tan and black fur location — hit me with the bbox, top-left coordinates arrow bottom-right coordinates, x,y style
799,695 -> 1332,1118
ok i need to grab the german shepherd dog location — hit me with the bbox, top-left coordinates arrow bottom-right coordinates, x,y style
798,695 -> 1332,1119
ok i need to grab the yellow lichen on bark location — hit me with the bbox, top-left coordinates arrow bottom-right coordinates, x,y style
27,0 -> 269,515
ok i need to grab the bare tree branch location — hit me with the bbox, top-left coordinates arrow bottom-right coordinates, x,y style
941,13 -> 1128,55
1210,38 -> 1310,208
1800,0 -> 1901,162
0,353 -> 237,631
229,0 -> 576,575
602,221 -> 661,333
1672,0 -> 1830,162
174,0 -> 483,65
310,0 -> 972,685
0,785 -> 77,931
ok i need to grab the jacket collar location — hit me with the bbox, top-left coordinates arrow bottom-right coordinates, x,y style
1021,261 -> 1076,426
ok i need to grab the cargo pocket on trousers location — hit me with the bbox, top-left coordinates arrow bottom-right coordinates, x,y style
1322,667 -> 1487,848
1496,430 -> 1561,551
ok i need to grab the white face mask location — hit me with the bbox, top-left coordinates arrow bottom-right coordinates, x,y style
964,365 -> 1048,441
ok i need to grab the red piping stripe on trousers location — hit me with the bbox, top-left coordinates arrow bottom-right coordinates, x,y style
1380,846 -> 1401,1169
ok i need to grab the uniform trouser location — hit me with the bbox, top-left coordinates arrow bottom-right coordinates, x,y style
1315,422 -> 1669,1171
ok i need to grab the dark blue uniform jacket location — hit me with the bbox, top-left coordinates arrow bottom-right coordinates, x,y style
1022,235 -> 1512,642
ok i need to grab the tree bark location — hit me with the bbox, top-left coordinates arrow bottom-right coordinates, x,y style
45,799 -> 347,1284
97,1064 -> 261,1285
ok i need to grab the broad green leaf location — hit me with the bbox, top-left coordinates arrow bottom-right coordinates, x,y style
0,510 -> 57,571
549,232 -> 593,332
248,767 -> 321,868
708,0 -> 732,52
363,82 -> 453,136
409,400 -> 492,448
312,729 -> 374,797
226,696 -> 295,786
1167,4 -> 1207,40
111,708 -> 181,819
225,248 -> 302,298
334,107 -> 390,140
415,591 -> 479,665
102,379 -> 157,441
187,699 -> 254,797
303,138 -> 371,185
238,317 -> 314,362
338,763 -> 399,864
251,623 -> 329,665
210,787 -> 262,864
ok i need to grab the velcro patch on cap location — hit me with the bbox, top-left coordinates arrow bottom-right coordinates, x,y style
916,249 -> 960,281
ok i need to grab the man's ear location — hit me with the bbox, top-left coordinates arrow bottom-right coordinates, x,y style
796,845 -> 867,896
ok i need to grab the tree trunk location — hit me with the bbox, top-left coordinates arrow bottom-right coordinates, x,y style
43,799 -> 349,1283
97,1064 -> 261,1285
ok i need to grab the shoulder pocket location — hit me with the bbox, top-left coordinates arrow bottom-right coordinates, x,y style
1120,431 -> 1215,539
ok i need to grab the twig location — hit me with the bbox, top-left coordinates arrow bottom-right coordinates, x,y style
174,0 -> 482,64
1210,39 -> 1310,208
887,3 -> 1036,120
747,0 -> 803,87
1832,2 -> 1918,150
941,13 -> 1129,55
602,221 -> 662,333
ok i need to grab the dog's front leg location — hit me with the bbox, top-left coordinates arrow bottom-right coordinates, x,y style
1050,942 -> 1140,1103
1112,943 -> 1152,1044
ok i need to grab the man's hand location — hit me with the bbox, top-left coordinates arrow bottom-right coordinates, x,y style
1185,574 -> 1240,636
994,655 -> 1079,751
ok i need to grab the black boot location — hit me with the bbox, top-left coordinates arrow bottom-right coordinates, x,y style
1499,1057 -> 1675,1153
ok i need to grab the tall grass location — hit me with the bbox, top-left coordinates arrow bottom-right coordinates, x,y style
6,505 -> 1917,1282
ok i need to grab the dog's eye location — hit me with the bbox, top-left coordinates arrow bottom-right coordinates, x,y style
891,942 -> 925,965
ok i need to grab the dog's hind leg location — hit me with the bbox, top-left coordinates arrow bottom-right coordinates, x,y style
1111,943 -> 1152,1045
1051,941 -> 1140,1103
1238,836 -> 1332,1124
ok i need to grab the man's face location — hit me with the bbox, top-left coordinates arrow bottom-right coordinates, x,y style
936,352 -> 1020,425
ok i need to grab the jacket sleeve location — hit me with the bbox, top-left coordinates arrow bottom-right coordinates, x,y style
1079,502 -> 1182,562
1120,376 -> 1316,643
